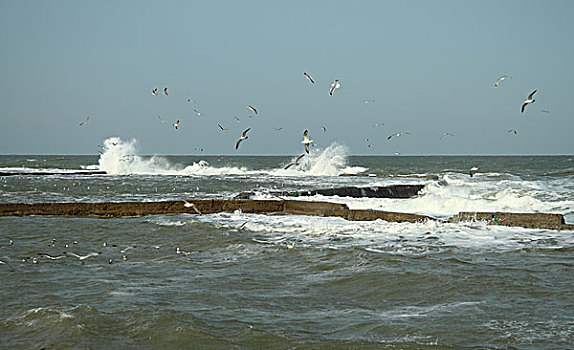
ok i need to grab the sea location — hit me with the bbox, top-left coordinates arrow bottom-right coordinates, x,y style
1,137 -> 573,349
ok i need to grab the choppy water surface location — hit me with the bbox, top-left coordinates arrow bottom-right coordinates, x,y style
1,140 -> 573,348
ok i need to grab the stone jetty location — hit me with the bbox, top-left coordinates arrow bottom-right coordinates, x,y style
1,199 -> 572,231
235,184 -> 427,199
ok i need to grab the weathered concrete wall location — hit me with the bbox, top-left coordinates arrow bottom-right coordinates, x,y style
236,184 -> 427,200
0,200 -> 572,231
448,212 -> 572,230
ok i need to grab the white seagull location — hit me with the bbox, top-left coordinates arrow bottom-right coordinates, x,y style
37,253 -> 66,260
387,132 -> 410,140
79,117 -> 90,127
303,72 -> 315,84
440,132 -> 454,140
173,120 -> 180,130
234,116 -> 241,123
521,90 -> 537,113
236,128 -> 251,149
469,166 -> 480,177
183,200 -> 202,215
246,105 -> 258,114
64,251 -> 101,261
163,87 -> 168,95
302,130 -> 314,153
507,129 -> 518,134
284,154 -> 306,170
494,75 -> 511,87
321,126 -> 327,133
152,88 -> 158,95
218,124 -> 228,131
183,199 -> 205,215
540,109 -> 550,114
329,79 -> 341,96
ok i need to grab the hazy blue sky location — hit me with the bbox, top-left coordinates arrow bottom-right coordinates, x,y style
1,0 -> 573,155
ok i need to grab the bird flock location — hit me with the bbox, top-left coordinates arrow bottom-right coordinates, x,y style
78,72 -> 549,159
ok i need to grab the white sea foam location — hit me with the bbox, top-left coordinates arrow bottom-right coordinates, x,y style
97,137 -> 362,177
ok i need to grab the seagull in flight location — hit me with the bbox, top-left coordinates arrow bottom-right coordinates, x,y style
193,109 -> 202,117
152,88 -> 158,95
494,75 -> 511,87
329,79 -> 341,96
236,128 -> 251,149
163,87 -> 168,95
218,124 -> 228,131
79,117 -> 90,127
372,123 -> 383,128
284,154 -> 306,170
521,90 -> 537,113
183,200 -> 202,214
158,116 -> 167,124
37,253 -> 66,260
540,109 -> 550,114
302,130 -> 314,153
469,166 -> 480,177
363,99 -> 375,104
233,116 -> 241,123
173,120 -> 180,130
440,132 -> 454,140
303,72 -> 315,84
64,251 -> 101,261
507,129 -> 518,134
387,132 -> 410,140
273,127 -> 283,131
246,105 -> 258,114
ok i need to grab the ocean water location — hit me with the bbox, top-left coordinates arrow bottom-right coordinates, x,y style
1,138 -> 573,349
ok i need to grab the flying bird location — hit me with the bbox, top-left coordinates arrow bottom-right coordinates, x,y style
218,124 -> 228,131
301,130 -> 314,153
372,123 -> 383,128
329,79 -> 341,96
235,128 -> 251,149
321,126 -> 327,133
303,72 -> 315,84
469,166 -> 480,177
37,253 -> 66,260
183,200 -> 202,214
440,132 -> 454,140
246,105 -> 258,114
173,120 -> 180,130
193,109 -> 202,117
273,127 -> 283,131
79,117 -> 90,127
363,99 -> 375,104
387,132 -> 410,140
540,109 -> 550,114
234,116 -> 241,123
152,88 -> 158,95
284,154 -> 306,170
521,90 -> 537,113
494,75 -> 511,87
64,251 -> 101,261
163,87 -> 168,95
507,129 -> 518,134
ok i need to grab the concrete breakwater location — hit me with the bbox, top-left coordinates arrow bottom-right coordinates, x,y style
1,199 -> 572,231
235,184 -> 427,199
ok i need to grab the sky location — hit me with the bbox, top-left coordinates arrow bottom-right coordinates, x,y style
1,0 -> 573,155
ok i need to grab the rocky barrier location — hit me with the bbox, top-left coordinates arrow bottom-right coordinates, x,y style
235,184 -> 427,199
1,199 -> 572,231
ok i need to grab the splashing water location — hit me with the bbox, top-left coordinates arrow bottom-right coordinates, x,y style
97,137 -> 364,176
272,143 -> 366,176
